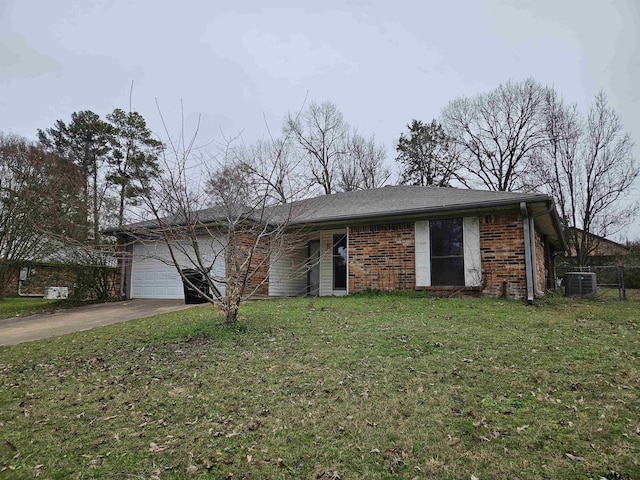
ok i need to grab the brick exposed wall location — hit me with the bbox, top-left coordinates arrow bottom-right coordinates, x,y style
348,222 -> 415,293
18,265 -> 78,296
347,215 -> 541,299
1,264 -> 119,298
230,232 -> 270,296
479,213 -> 527,298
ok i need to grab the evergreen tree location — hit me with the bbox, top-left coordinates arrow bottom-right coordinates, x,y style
38,111 -> 113,241
395,119 -> 461,187
106,108 -> 163,226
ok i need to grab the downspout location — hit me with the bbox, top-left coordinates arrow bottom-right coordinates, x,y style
529,215 -> 545,297
520,202 -> 534,304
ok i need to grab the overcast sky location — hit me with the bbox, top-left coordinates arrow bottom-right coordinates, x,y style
1,0 -> 639,238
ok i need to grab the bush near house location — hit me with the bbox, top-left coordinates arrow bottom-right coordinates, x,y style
0,294 -> 638,479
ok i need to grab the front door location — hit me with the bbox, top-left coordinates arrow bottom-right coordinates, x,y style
332,234 -> 348,291
307,240 -> 320,296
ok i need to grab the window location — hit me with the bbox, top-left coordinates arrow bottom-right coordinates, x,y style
333,234 -> 347,290
430,218 -> 464,286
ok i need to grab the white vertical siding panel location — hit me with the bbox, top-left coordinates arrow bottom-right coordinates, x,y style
463,217 -> 481,286
415,221 -> 430,287
319,231 -> 334,296
268,245 -> 308,297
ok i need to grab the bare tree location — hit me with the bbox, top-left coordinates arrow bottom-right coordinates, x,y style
441,78 -> 548,191
539,90 -> 639,265
284,101 -> 349,195
127,123 -> 300,323
395,119 -> 463,187
0,133 -> 83,297
234,137 -> 309,204
338,132 -> 390,191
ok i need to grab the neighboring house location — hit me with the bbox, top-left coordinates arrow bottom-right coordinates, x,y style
1,246 -> 118,299
108,186 -> 565,303
1,262 -> 76,298
566,228 -> 631,261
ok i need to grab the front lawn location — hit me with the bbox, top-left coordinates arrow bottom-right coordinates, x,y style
0,294 -> 638,479
0,297 -> 61,319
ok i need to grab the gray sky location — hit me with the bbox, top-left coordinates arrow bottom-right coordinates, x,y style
1,0 -> 639,238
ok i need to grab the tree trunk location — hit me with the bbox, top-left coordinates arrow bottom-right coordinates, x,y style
92,167 -> 100,242
118,186 -> 126,228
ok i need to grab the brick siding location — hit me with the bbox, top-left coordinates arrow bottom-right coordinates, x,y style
273,207 -> 562,302
348,222 -> 415,293
479,213 -> 527,298
347,214 -> 543,300
1,264 -> 119,298
229,232 -> 270,296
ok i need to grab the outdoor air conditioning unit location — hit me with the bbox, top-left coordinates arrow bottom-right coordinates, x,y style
564,272 -> 597,297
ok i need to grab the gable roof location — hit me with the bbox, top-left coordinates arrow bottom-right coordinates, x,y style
108,185 -> 564,246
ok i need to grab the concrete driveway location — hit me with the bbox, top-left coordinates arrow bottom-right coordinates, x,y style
0,299 -> 195,346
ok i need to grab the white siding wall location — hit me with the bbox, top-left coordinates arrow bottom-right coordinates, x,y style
319,229 -> 348,296
268,244 -> 308,297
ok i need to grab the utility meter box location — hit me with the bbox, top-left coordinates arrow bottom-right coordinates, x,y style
44,287 -> 69,299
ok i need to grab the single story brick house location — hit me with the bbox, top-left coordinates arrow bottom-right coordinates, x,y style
109,186 -> 565,303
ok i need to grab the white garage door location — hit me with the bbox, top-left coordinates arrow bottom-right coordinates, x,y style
130,239 -> 226,299
131,242 -> 184,299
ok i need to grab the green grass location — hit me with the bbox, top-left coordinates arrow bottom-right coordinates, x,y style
0,297 -> 62,319
596,287 -> 640,301
1,294 -> 638,479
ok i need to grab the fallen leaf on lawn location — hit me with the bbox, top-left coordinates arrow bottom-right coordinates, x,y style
186,465 -> 198,474
246,454 -> 253,463
447,434 -> 460,446
565,453 -> 586,462
516,425 -> 529,433
149,442 -> 168,453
